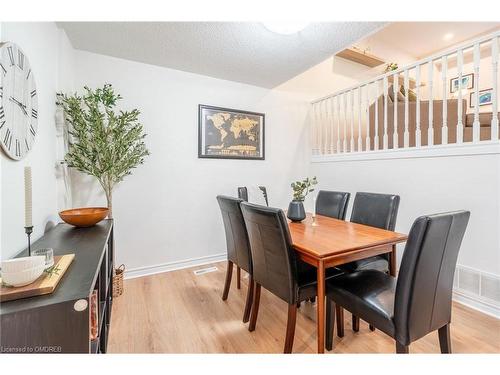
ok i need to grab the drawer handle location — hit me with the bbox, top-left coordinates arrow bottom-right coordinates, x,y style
73,299 -> 88,312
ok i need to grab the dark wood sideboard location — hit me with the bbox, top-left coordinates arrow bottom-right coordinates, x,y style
0,220 -> 114,353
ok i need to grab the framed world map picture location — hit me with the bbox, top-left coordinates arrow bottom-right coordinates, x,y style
198,104 -> 265,160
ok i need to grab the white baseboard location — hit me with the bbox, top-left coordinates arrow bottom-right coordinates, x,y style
453,290 -> 500,319
124,253 -> 227,280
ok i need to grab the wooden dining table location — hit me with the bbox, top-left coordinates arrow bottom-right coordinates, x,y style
287,213 -> 408,353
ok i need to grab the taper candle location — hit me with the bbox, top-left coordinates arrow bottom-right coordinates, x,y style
24,166 -> 32,227
312,194 -> 317,218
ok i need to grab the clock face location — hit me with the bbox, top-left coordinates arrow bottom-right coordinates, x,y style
0,42 -> 38,160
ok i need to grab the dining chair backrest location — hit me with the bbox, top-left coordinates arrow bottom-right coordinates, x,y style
240,202 -> 298,304
350,192 -> 400,231
216,195 -> 252,274
238,186 -> 269,206
394,211 -> 470,345
316,190 -> 351,220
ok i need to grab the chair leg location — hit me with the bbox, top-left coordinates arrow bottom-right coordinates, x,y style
236,266 -> 241,289
438,324 -> 452,354
248,283 -> 261,332
396,341 -> 409,353
369,324 -> 375,331
325,299 -> 336,351
222,261 -> 233,301
284,303 -> 297,353
335,305 -> 344,338
242,275 -> 254,323
309,297 -> 316,303
352,314 -> 360,332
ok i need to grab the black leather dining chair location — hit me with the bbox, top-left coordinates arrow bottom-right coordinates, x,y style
236,186 -> 268,289
336,192 -> 400,335
216,195 -> 255,323
315,190 -> 350,220
240,202 -> 342,353
238,186 -> 269,206
325,211 -> 470,353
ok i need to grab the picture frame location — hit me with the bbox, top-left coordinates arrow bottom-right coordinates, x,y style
198,104 -> 265,160
450,73 -> 474,93
470,88 -> 493,108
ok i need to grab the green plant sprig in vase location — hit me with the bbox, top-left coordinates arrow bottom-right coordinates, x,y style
287,177 -> 318,222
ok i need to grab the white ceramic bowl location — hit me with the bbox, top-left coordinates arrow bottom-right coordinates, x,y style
0,256 -> 45,273
1,264 -> 46,287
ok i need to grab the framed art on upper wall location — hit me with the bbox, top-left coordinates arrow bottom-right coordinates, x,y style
450,73 -> 474,93
198,104 -> 265,160
470,88 -> 493,108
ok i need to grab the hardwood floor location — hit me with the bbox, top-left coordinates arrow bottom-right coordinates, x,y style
108,261 -> 500,353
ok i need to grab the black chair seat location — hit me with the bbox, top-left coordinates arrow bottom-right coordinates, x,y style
340,255 -> 389,273
297,261 -> 343,301
327,270 -> 396,337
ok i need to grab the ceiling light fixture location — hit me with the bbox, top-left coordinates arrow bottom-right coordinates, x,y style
443,32 -> 454,41
262,21 -> 310,35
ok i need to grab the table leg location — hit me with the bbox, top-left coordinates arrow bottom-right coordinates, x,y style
389,244 -> 397,276
316,260 -> 325,353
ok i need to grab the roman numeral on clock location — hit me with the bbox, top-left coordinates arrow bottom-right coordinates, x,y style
0,63 -> 6,76
0,106 -> 4,119
4,128 -> 11,147
15,139 -> 20,157
26,69 -> 31,80
31,89 -> 37,98
0,120 -> 5,130
7,46 -> 15,66
0,86 -> 3,99
18,50 -> 24,70
30,124 -> 36,136
32,109 -> 38,119
25,138 -> 30,151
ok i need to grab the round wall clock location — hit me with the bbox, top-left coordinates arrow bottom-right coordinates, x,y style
0,42 -> 38,160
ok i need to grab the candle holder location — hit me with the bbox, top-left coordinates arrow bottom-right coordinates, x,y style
312,215 -> 319,227
25,226 -> 34,256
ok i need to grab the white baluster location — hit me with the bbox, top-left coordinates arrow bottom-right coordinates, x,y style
393,73 -> 399,149
472,43 -> 481,143
366,83 -> 371,151
383,76 -> 389,149
358,86 -> 363,151
457,49 -> 464,144
441,56 -> 448,145
323,100 -> 329,154
311,103 -> 316,155
428,60 -> 434,146
343,93 -> 347,153
350,90 -> 355,152
404,70 -> 409,148
374,80 -> 379,150
336,96 -> 341,153
416,65 -> 421,147
492,36 -> 499,141
329,97 -> 335,153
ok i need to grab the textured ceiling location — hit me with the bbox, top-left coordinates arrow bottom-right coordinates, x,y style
58,22 -> 385,88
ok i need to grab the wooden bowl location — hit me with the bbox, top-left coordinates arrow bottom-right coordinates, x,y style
59,207 -> 109,228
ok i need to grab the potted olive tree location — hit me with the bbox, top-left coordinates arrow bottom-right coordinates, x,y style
57,84 -> 149,296
287,177 -> 318,222
57,84 -> 149,219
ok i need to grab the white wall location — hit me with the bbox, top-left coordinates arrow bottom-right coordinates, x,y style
0,23 -> 75,260
71,51 -> 310,273
311,155 -> 500,276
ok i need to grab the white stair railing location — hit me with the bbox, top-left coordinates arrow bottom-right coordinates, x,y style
310,31 -> 500,156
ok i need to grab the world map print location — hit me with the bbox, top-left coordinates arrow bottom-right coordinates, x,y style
199,106 -> 264,159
